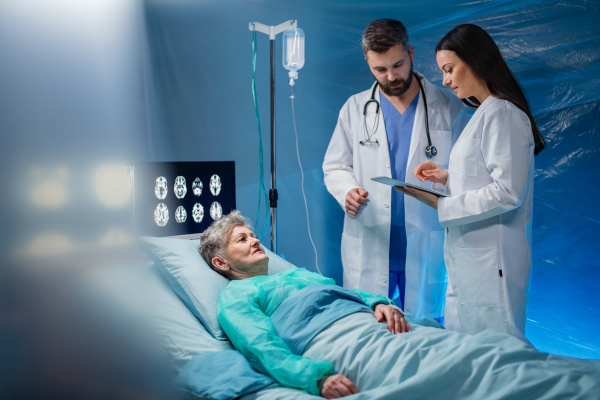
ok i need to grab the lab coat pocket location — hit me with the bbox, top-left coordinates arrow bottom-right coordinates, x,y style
341,234 -> 363,288
451,138 -> 480,177
453,247 -> 501,308
428,230 -> 446,284
429,130 -> 452,166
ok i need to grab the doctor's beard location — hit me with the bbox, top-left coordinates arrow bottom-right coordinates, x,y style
376,60 -> 414,97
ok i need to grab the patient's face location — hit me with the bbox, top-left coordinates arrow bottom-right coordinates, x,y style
224,226 -> 269,279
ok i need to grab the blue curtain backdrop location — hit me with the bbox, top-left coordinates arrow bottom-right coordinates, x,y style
142,0 -> 600,358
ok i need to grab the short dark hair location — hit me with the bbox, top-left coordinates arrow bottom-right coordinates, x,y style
362,19 -> 409,56
436,24 -> 546,155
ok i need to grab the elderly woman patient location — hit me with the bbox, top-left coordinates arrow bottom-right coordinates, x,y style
200,211 -> 406,398
199,211 -> 600,400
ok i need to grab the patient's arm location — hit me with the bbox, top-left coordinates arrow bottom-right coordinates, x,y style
348,289 -> 409,333
347,288 -> 396,311
218,285 -> 334,396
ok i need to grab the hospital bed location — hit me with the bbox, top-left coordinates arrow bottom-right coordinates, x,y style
143,236 -> 600,400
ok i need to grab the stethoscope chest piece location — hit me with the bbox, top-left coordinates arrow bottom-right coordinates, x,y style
425,145 -> 437,158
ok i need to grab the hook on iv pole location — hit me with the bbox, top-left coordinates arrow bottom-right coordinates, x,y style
249,20 -> 297,39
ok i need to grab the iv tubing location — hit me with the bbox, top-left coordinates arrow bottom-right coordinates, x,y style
251,25 -> 271,242
291,93 -> 322,275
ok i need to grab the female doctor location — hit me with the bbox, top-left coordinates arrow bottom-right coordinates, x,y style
397,24 -> 546,337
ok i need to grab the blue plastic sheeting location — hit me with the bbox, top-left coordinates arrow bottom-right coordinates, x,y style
142,0 -> 600,358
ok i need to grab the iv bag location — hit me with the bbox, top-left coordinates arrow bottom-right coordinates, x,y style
282,28 -> 305,80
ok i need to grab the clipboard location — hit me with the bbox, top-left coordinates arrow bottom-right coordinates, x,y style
371,176 -> 448,197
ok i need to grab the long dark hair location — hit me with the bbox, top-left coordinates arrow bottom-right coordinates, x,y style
436,24 -> 546,155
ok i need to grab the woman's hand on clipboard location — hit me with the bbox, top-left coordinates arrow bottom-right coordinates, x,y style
413,161 -> 448,186
395,160 -> 448,210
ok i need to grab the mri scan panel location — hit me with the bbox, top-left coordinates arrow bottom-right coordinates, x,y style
135,162 -> 234,236
192,203 -> 204,223
175,206 -> 187,223
155,177 -> 168,200
174,176 -> 187,199
210,174 -> 221,196
192,178 -> 203,196
210,201 -> 223,220
154,203 -> 169,226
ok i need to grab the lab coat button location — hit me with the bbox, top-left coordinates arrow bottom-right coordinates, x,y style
384,203 -> 390,208
386,162 -> 390,168
383,277 -> 388,283
383,239 -> 388,244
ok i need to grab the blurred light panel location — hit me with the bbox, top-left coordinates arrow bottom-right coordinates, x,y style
94,165 -> 132,208
27,232 -> 73,258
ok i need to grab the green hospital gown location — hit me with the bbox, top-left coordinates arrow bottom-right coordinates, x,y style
217,267 -> 391,395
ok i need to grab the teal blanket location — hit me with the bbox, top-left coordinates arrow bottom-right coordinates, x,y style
243,312 -> 600,399
302,313 -> 600,399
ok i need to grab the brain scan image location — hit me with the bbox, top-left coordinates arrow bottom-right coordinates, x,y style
175,206 -> 187,223
174,176 -> 187,199
192,178 -> 203,196
209,174 -> 222,196
155,176 -> 168,200
192,203 -> 204,223
154,203 -> 169,226
210,201 -> 223,220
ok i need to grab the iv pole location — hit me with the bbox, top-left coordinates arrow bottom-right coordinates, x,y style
249,20 -> 297,253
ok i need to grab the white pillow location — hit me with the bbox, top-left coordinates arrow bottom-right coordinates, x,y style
147,264 -> 233,374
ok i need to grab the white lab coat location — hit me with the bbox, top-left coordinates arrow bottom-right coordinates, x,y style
433,96 -> 535,336
323,73 -> 468,319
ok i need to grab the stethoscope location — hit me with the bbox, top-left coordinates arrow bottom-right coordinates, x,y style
361,72 -> 437,158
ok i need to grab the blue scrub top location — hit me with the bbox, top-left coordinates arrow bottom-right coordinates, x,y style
380,92 -> 419,272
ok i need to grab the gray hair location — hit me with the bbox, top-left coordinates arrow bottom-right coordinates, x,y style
198,210 -> 254,277
362,19 -> 409,56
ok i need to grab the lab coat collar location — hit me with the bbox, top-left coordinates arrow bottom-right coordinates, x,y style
476,94 -> 497,113
413,71 -> 439,108
457,95 -> 498,144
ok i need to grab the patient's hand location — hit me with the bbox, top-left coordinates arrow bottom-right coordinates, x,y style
319,374 -> 359,398
374,304 -> 410,334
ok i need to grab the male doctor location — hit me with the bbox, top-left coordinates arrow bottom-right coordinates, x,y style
323,19 -> 468,320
